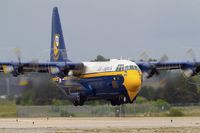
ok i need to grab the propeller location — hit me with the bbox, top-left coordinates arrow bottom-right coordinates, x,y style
12,48 -> 24,76
49,63 -> 84,79
14,48 -> 21,64
139,52 -> 169,78
182,49 -> 200,77
159,54 -> 169,62
139,51 -> 149,62
186,49 -> 197,62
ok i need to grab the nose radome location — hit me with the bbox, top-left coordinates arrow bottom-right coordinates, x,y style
123,70 -> 142,101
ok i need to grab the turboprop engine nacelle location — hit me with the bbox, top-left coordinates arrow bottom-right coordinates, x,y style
181,63 -> 200,77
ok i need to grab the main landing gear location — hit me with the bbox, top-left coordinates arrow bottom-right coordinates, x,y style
73,93 -> 85,106
110,95 -> 127,106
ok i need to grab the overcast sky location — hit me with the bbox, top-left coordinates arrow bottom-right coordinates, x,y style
1,0 -> 200,62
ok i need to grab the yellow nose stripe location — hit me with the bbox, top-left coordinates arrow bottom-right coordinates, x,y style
123,70 -> 142,101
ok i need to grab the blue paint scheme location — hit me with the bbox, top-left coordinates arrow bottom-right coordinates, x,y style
50,7 -> 68,62
58,75 -> 131,102
137,61 -> 196,72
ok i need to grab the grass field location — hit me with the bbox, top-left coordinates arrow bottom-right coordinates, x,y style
0,100 -> 200,117
173,106 -> 200,116
0,101 -> 16,117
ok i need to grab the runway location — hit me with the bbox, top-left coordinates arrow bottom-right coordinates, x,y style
0,117 -> 200,133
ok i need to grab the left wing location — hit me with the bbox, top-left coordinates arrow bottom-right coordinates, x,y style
137,61 -> 200,78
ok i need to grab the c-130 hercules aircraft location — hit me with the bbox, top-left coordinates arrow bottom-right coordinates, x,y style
1,7 -> 200,106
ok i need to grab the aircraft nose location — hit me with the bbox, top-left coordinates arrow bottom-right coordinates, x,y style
123,70 -> 142,101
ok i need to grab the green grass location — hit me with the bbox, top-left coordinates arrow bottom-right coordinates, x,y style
0,100 -> 17,117
171,106 -> 200,116
167,108 -> 184,116
0,99 -> 200,117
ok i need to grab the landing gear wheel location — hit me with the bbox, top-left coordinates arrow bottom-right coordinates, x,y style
110,95 -> 127,106
111,100 -> 117,106
73,93 -> 85,106
111,99 -> 120,106
73,100 -> 79,106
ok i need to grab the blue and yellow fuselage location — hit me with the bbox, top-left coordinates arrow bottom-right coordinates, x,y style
53,60 -> 143,103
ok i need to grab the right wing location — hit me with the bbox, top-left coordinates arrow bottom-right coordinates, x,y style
0,61 -> 84,77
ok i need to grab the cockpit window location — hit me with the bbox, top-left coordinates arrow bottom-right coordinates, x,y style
116,64 -> 124,71
136,65 -> 140,70
125,66 -> 130,70
124,65 -> 139,70
130,65 -> 134,70
116,64 -> 140,71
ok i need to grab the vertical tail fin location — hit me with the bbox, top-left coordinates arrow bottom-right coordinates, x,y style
50,7 -> 68,62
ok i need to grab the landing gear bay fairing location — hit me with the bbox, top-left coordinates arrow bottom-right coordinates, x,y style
1,7 -> 200,106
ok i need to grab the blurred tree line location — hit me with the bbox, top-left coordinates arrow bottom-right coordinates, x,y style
91,55 -> 110,62
16,55 -> 200,105
16,74 -> 68,105
139,74 -> 200,104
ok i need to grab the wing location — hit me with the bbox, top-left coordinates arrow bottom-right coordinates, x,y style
0,61 -> 84,77
137,61 -> 200,78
